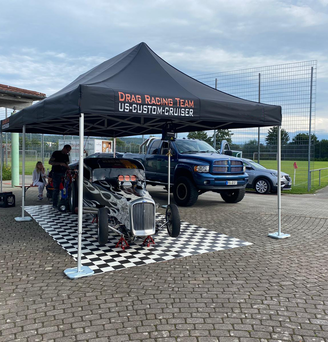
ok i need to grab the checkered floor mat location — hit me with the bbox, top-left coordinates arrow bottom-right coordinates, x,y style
25,205 -> 252,275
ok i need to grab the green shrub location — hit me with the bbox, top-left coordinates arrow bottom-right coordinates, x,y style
1,165 -> 11,180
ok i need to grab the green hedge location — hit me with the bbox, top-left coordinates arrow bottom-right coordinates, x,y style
1,165 -> 11,180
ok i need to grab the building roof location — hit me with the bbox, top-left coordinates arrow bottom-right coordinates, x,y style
0,84 -> 46,99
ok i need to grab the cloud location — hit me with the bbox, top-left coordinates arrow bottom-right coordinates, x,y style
0,0 -> 327,138
0,50 -> 106,96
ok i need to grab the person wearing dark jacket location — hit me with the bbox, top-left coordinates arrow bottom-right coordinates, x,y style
49,144 -> 71,209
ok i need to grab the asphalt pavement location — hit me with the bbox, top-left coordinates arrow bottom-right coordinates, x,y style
1,179 -> 328,342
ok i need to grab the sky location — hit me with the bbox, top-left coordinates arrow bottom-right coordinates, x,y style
1,0 -> 328,140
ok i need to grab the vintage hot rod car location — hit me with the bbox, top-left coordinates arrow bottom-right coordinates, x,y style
67,156 -> 180,246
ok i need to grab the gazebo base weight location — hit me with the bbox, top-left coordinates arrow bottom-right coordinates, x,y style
15,216 -> 32,222
64,266 -> 94,279
268,232 -> 290,239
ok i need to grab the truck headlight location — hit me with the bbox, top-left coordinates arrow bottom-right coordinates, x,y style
194,165 -> 209,173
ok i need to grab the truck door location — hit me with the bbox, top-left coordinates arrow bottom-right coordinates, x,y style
144,139 -> 161,181
155,141 -> 177,183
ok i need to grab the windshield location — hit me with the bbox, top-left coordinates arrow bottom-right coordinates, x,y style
247,160 -> 267,170
175,140 -> 217,154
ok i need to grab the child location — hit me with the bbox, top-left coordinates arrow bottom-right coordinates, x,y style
32,161 -> 47,200
46,170 -> 54,201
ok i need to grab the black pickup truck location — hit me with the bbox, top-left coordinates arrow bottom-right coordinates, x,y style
124,137 -> 248,207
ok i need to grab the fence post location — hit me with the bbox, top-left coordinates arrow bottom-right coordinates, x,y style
213,78 -> 218,149
0,131 -> 3,192
258,73 -> 261,164
5,108 -> 8,166
41,134 -> 44,165
307,67 -> 314,192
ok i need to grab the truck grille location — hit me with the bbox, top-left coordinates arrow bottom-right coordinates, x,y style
131,201 -> 155,231
213,160 -> 243,173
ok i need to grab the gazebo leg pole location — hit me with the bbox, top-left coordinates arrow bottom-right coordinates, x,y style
15,125 -> 32,222
64,113 -> 94,279
167,143 -> 171,206
161,140 -> 171,209
268,125 -> 290,239
0,132 -> 3,193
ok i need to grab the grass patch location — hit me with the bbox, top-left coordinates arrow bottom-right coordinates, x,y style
259,160 -> 328,194
17,160 -> 52,175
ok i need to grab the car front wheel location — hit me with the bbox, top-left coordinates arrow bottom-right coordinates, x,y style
166,204 -> 180,237
254,178 -> 271,194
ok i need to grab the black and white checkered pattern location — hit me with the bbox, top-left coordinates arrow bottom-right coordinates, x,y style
25,205 -> 252,275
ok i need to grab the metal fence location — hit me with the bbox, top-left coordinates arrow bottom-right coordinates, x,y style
0,133 -> 142,169
193,60 -> 317,161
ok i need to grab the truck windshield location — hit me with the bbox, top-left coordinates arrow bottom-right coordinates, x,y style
175,140 -> 217,154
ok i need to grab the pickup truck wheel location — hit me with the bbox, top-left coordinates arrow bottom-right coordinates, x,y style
220,188 -> 245,203
98,207 -> 109,245
70,181 -> 78,214
166,204 -> 180,237
254,178 -> 271,194
173,176 -> 198,207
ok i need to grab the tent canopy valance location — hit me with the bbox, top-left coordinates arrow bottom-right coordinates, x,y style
1,42 -> 281,136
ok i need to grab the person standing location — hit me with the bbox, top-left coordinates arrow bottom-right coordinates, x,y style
49,144 -> 71,209
32,161 -> 47,200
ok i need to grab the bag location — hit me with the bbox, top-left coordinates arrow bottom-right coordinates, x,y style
0,192 -> 16,208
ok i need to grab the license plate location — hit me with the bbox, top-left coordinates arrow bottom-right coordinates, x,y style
226,181 -> 237,185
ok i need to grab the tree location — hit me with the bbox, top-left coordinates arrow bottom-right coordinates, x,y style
315,139 -> 328,160
187,131 -> 212,145
290,133 -> 319,145
265,127 -> 290,146
30,136 -> 41,148
242,139 -> 259,157
19,136 -> 31,149
243,139 -> 258,148
115,138 -> 125,149
212,129 -> 233,149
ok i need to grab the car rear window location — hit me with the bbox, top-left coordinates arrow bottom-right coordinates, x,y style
85,158 -> 143,170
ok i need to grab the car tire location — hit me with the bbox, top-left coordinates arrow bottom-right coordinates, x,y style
58,198 -> 67,212
70,181 -> 78,214
98,207 -> 109,245
220,188 -> 245,203
166,204 -> 180,237
173,176 -> 198,207
254,178 -> 271,194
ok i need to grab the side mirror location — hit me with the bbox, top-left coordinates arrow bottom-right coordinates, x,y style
224,150 -> 232,156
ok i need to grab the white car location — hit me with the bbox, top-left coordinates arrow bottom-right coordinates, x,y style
241,158 -> 292,194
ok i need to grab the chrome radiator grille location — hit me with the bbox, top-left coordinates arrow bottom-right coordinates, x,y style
131,201 -> 155,231
213,160 -> 243,173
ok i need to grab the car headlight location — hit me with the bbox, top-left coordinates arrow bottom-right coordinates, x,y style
194,165 -> 209,173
